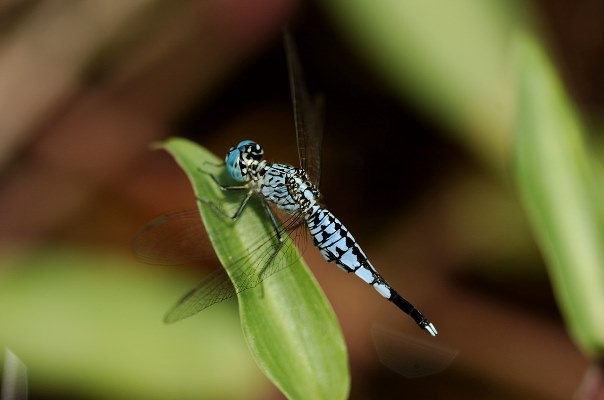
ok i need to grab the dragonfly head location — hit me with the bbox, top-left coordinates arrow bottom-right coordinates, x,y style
225,140 -> 264,182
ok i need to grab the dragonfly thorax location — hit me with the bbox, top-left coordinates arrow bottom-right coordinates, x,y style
225,141 -> 319,214
225,140 -> 266,182
254,163 -> 319,214
286,168 -> 320,214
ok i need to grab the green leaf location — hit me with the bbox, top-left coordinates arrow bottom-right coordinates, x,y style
160,137 -> 350,400
0,248 -> 265,399
320,0 -> 522,165
514,33 -> 604,356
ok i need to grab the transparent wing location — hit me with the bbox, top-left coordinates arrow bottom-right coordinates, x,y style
133,209 -> 217,265
371,324 -> 459,378
284,29 -> 324,188
133,202 -> 308,323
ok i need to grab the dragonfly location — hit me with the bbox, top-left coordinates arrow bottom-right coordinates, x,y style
135,32 -> 437,337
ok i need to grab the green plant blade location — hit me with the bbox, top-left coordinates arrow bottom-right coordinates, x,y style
160,137 -> 350,399
514,33 -> 604,356
0,248 -> 265,399
321,0 -> 522,166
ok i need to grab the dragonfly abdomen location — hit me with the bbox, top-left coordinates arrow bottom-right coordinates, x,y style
305,205 -> 391,293
305,205 -> 437,336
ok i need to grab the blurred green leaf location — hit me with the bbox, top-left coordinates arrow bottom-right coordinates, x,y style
514,33 -> 604,356
160,138 -> 349,400
0,249 -> 264,400
321,0 -> 523,166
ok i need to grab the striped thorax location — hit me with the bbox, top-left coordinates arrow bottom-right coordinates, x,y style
225,140 -> 319,214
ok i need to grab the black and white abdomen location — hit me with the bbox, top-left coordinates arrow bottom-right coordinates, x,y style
305,205 -> 394,300
253,160 -> 438,334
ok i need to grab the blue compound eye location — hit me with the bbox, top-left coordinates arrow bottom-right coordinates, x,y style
236,139 -> 256,148
225,147 -> 243,181
224,140 -> 264,182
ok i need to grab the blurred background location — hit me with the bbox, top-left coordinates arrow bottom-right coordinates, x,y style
0,0 -> 603,399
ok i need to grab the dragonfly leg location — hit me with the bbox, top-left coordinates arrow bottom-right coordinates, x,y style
196,165 -> 255,220
211,174 -> 249,191
260,199 -> 284,242
258,239 -> 286,280
196,190 -> 254,221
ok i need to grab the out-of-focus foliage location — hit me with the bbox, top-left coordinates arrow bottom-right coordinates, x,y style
321,0 -> 523,167
323,0 -> 604,380
0,249 -> 266,399
515,33 -> 604,357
